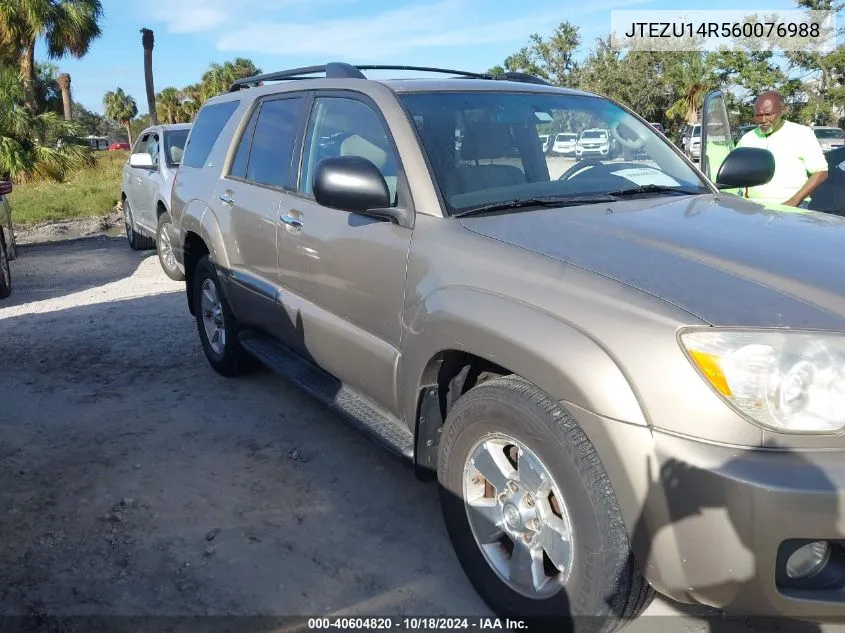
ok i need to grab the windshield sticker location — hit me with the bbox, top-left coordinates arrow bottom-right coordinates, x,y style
534,112 -> 553,122
610,168 -> 680,187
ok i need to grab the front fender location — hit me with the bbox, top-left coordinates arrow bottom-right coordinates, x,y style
399,286 -> 647,428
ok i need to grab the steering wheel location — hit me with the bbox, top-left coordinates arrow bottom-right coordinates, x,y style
557,158 -> 607,181
609,120 -> 647,150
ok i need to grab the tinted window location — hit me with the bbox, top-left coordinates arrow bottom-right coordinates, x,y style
164,128 -> 190,165
300,97 -> 398,204
246,97 -> 303,189
182,100 -> 240,169
229,107 -> 260,179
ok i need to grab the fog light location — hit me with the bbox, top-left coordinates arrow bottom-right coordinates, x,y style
786,541 -> 831,579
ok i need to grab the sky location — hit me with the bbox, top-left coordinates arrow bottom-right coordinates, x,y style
39,0 -> 818,116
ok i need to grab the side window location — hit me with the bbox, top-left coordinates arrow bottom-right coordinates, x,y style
146,133 -> 160,167
300,97 -> 399,206
182,100 -> 241,169
245,97 -> 303,189
229,106 -> 260,180
133,134 -> 149,155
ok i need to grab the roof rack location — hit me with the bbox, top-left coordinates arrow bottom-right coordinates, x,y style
227,63 -> 551,91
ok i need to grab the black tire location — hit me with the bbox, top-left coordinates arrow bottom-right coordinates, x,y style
438,375 -> 654,632
0,229 -> 11,299
156,211 -> 185,281
124,199 -> 154,251
192,254 -> 255,377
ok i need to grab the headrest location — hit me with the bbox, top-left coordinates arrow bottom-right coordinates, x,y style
170,146 -> 183,163
461,122 -> 515,160
340,135 -> 388,170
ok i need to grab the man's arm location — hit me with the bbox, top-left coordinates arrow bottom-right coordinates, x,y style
783,127 -> 829,206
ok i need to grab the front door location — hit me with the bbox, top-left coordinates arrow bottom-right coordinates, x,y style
276,92 -> 414,413
700,90 -> 739,195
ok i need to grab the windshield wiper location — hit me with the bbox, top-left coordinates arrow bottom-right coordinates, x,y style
605,184 -> 705,197
453,194 -> 618,218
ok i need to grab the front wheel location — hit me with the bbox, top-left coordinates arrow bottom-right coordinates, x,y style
0,229 -> 11,299
437,375 -> 653,631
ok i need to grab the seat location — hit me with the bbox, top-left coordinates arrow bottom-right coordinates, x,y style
170,146 -> 183,164
457,122 -> 526,194
340,134 -> 398,204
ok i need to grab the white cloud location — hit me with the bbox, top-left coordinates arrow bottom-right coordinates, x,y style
145,0 -> 355,35
215,0 -> 569,58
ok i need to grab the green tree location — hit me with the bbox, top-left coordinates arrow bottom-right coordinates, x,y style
156,87 -> 183,124
199,58 -> 261,100
0,0 -> 104,112
103,87 -> 138,146
491,22 -> 581,86
0,64 -> 94,181
665,53 -> 720,125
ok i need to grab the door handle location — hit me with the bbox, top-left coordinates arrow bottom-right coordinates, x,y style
219,193 -> 234,205
280,214 -> 303,228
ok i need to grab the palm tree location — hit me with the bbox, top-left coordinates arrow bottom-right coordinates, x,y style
0,65 -> 94,181
200,58 -> 261,100
57,72 -> 71,120
140,27 -> 158,126
155,87 -> 183,124
0,0 -> 104,112
666,53 -> 719,124
103,87 -> 138,146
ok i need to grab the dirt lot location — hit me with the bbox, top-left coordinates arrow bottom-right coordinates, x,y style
0,231 -> 836,632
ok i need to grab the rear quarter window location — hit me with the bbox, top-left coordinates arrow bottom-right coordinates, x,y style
182,100 -> 241,169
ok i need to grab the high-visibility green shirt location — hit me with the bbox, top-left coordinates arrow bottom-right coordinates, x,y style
736,120 -> 828,205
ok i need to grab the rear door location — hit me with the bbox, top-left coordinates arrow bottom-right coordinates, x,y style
214,93 -> 309,343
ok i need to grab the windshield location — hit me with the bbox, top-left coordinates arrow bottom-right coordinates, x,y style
164,128 -> 190,165
814,128 -> 845,139
398,91 -> 709,214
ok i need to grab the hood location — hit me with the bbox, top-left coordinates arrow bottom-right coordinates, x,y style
459,194 -> 845,329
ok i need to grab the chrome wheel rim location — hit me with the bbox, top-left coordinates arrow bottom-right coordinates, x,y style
200,278 -> 226,355
463,433 -> 574,599
159,223 -> 177,272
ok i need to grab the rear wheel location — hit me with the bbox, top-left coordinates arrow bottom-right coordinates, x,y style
438,375 -> 653,632
0,229 -> 11,299
192,255 -> 255,377
156,211 -> 185,281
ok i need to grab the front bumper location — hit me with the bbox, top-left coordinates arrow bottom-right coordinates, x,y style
568,405 -> 845,620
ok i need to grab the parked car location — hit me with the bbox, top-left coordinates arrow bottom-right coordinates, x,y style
121,123 -> 192,280
551,132 -> 577,156
812,125 -> 845,153
170,61 -> 845,629
575,127 -> 612,159
733,123 -> 756,144
109,142 -> 130,151
649,122 -> 665,134
0,179 -> 15,299
808,145 -> 845,214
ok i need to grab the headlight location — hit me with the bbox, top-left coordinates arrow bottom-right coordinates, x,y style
679,328 -> 845,434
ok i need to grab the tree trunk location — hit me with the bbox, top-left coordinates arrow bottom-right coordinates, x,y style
125,121 -> 133,147
141,29 -> 159,126
58,73 -> 73,121
19,41 -> 37,113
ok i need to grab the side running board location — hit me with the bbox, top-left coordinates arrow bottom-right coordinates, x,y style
239,331 -> 415,462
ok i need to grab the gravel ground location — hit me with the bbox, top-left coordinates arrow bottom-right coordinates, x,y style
0,231 -> 836,633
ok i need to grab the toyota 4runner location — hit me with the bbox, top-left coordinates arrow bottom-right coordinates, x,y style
170,62 -> 845,629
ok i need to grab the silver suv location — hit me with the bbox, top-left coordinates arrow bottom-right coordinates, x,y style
170,62 -> 845,628
121,123 -> 192,280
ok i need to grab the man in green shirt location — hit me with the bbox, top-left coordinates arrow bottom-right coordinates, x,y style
736,90 -> 828,207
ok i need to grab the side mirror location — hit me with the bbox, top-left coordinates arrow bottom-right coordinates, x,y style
715,147 -> 775,189
129,152 -> 154,169
313,156 -> 411,227
0,181 -> 12,196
